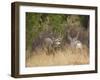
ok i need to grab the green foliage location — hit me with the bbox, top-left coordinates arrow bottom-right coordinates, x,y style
26,13 -> 42,49
48,14 -> 66,36
79,15 -> 89,29
26,13 -> 89,50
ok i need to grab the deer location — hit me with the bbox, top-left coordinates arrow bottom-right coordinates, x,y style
43,36 -> 63,55
53,37 -> 63,49
43,37 -> 53,53
67,30 -> 83,54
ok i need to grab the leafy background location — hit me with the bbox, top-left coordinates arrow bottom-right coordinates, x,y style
26,12 -> 89,51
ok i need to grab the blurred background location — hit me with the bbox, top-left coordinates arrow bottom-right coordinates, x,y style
26,13 -> 89,51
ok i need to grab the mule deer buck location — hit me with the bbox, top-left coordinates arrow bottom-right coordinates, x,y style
68,31 -> 83,54
44,36 -> 63,55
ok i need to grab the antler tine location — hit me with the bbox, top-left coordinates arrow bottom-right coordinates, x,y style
67,30 -> 72,41
75,31 -> 80,39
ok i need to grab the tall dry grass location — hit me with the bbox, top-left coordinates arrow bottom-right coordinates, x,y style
26,44 -> 89,67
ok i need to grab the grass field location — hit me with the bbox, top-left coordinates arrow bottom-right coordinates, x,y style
26,44 -> 89,67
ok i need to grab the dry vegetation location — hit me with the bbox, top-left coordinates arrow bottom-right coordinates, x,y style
26,44 -> 89,67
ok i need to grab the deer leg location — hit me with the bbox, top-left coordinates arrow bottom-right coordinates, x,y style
46,46 -> 53,55
47,46 -> 50,55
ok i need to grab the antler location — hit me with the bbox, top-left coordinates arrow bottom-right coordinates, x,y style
75,31 -> 79,40
67,30 -> 72,41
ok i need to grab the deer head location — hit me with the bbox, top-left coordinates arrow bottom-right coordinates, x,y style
68,30 -> 81,48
